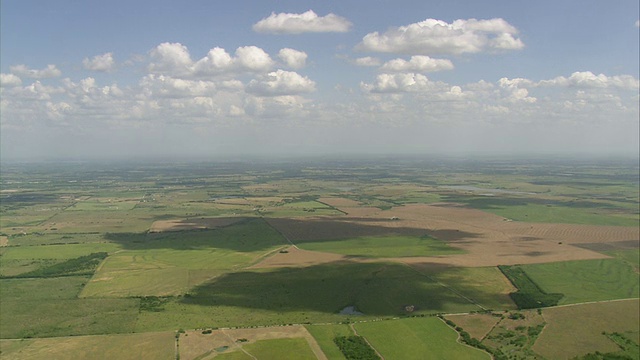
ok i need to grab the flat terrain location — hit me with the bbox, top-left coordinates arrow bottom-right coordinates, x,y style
0,158 -> 638,359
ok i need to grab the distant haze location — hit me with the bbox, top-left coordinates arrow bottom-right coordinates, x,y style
1,1 -> 638,161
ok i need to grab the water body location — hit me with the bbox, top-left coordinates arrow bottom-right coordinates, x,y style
339,306 -> 363,315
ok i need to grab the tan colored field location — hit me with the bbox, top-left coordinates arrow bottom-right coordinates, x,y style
444,313 -> 502,340
0,236 -> 8,246
179,325 -> 326,360
149,217 -> 247,232
533,299 -> 640,359
0,331 -> 175,360
266,201 -> 639,267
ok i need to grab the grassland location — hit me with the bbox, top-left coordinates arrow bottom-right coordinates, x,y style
354,317 -> 491,360
533,299 -> 640,359
0,157 -> 638,359
297,234 -> 464,258
0,331 -> 175,360
81,219 -> 287,297
305,324 -> 353,360
519,258 -> 639,304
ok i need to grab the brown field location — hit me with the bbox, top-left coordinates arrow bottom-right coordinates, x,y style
179,325 -> 327,360
444,313 -> 502,340
265,201 -> 639,267
0,236 -> 8,247
149,217 -> 248,232
533,299 -> 640,359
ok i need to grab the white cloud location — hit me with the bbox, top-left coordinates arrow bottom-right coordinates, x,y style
247,69 -> 316,96
193,47 -> 235,75
140,74 -> 217,98
357,18 -> 524,55
539,71 -> 639,90
1,73 -> 22,87
149,42 -> 193,76
149,43 -> 275,77
234,46 -> 275,71
278,48 -> 308,69
83,53 -> 115,72
10,64 -> 62,79
380,56 -> 454,73
352,57 -> 381,67
253,10 -> 352,34
361,73 -> 442,93
635,20 -> 639,27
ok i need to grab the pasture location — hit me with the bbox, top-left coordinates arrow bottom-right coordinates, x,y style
0,158 -> 638,359
519,258 -> 640,304
353,317 -> 491,360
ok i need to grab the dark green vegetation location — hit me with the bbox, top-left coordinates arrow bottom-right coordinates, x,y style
0,157 -> 638,359
334,336 -> 380,360
499,265 -> 564,309
1,252 -> 107,278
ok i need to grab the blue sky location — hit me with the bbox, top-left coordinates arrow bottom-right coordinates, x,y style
1,0 -> 639,159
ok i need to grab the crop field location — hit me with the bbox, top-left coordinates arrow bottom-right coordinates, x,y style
518,258 -> 640,304
0,332 -> 175,360
354,317 -> 491,359
297,234 -> 464,257
0,158 -> 638,359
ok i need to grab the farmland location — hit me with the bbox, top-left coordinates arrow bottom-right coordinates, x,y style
0,156 -> 638,359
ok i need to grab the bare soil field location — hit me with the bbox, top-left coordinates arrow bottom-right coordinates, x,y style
149,217 -> 248,232
0,236 -> 8,247
266,201 -> 639,267
179,325 -> 327,360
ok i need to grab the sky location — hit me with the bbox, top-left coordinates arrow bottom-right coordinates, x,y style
1,0 -> 639,160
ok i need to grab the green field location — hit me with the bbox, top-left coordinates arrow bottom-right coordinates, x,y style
81,219 -> 287,297
519,258 -> 640,304
297,234 -> 464,258
1,158 -> 638,358
354,317 -> 490,360
305,324 -> 353,360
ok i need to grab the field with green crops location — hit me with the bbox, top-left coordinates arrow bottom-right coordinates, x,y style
0,158 -> 638,359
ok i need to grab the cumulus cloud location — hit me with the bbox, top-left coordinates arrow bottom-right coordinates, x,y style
380,55 -> 454,72
361,73 -> 441,93
1,73 -> 22,87
357,18 -> 524,55
352,57 -> 381,67
247,69 -> 316,96
235,46 -> 275,71
83,52 -> 115,72
278,48 -> 308,69
149,42 -> 276,77
538,71 -> 639,90
10,64 -> 62,79
253,10 -> 352,34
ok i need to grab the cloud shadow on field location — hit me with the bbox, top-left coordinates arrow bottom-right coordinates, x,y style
180,261 -> 488,316
265,217 -> 481,244
102,216 -> 482,251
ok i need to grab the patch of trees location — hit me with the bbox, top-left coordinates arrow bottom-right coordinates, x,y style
2,252 -> 108,278
333,336 -> 380,360
139,296 -> 172,312
441,317 -> 507,360
498,265 -> 563,309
